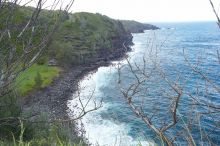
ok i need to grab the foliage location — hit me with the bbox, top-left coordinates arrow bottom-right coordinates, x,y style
0,92 -> 22,140
0,93 -> 85,145
0,120 -> 85,146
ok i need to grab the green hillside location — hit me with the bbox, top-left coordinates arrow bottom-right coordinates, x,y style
121,20 -> 159,33
48,12 -> 132,67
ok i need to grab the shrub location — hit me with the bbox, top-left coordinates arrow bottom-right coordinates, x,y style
35,72 -> 43,89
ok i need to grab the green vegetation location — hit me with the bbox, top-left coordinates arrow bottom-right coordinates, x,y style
0,120 -> 85,146
121,20 -> 159,33
16,64 -> 60,96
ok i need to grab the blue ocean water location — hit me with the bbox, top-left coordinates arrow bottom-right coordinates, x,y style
68,22 -> 220,146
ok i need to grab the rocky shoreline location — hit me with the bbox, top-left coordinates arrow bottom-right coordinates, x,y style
22,33 -> 133,142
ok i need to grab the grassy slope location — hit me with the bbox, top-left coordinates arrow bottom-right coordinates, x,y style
14,11 -> 130,96
16,64 -> 60,96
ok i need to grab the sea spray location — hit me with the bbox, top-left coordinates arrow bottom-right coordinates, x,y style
67,64 -> 153,146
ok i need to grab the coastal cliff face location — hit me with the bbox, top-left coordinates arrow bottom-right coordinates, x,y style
48,12 -> 134,67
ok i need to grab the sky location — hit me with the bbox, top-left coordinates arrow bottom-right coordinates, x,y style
69,0 -> 219,22
21,0 -> 220,23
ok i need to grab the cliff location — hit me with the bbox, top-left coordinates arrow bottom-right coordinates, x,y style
48,12 -> 133,67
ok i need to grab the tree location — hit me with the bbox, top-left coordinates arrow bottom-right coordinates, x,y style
118,2 -> 220,145
0,0 -> 76,140
0,0 -> 74,97
0,2 -> 101,142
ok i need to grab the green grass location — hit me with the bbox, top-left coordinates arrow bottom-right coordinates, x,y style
16,64 -> 60,96
0,139 -> 84,146
0,137 -> 84,146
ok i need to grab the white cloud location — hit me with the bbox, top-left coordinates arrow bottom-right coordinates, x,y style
19,0 -> 220,22
71,0 -> 219,22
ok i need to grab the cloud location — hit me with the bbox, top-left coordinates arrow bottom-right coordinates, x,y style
71,0 -> 218,22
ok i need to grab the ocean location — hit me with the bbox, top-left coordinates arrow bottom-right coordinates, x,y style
68,22 -> 220,146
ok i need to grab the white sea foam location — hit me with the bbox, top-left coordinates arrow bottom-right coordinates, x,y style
67,65 -> 153,146
68,23 -> 220,145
